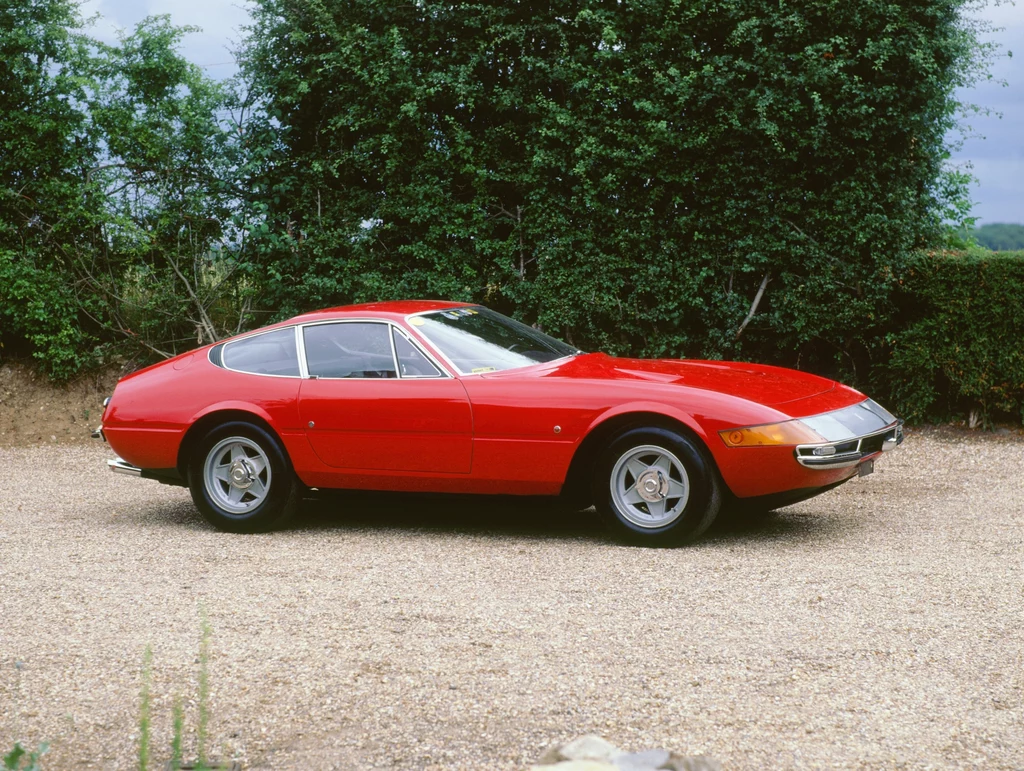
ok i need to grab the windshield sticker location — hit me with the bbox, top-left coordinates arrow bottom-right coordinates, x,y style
442,312 -> 461,319
471,366 -> 497,373
409,317 -> 425,326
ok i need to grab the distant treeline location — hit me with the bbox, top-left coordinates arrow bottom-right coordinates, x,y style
973,223 -> 1024,251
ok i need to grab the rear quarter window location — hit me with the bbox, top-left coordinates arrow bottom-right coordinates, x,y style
217,328 -> 300,377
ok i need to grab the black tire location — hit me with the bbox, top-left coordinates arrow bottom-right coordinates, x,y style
592,426 -> 721,546
187,421 -> 300,533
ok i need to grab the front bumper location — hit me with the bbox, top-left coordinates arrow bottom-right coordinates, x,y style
795,420 -> 904,470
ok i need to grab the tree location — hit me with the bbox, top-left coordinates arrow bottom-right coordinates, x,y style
79,16 -> 257,358
0,0 -> 100,377
239,0 -> 984,381
0,4 -> 257,375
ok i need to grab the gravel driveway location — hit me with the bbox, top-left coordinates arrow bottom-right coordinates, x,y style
1,429 -> 1022,770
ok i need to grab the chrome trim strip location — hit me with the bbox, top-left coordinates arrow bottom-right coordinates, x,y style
387,322 -> 401,376
108,457 -> 142,477
295,325 -> 309,379
795,422 -> 903,470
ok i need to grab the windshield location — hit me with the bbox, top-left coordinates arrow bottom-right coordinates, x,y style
409,307 -> 580,374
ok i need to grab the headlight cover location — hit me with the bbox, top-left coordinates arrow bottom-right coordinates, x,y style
719,399 -> 899,449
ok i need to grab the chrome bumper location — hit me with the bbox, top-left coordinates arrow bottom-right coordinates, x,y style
795,421 -> 904,469
108,457 -> 143,477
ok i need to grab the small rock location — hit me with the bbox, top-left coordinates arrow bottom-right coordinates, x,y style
561,735 -> 621,762
539,735 -> 621,764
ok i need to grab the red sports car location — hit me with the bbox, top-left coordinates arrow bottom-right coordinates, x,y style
96,300 -> 903,545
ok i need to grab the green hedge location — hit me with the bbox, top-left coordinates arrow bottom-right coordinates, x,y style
883,248 -> 1024,425
241,0 -> 975,378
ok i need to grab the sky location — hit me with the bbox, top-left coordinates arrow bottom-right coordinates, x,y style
80,0 -> 1024,225
950,2 -> 1024,224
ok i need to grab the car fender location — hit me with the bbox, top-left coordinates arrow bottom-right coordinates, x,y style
189,400 -> 277,428
581,400 -> 710,444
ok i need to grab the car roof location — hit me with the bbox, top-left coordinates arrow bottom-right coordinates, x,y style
289,299 -> 474,322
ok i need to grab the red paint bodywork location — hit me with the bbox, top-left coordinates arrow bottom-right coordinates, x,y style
102,300 -> 873,500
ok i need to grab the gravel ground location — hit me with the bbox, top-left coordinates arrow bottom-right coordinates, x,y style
1,429 -> 1022,770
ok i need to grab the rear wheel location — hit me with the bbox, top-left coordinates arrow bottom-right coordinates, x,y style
188,421 -> 300,533
593,427 -> 721,546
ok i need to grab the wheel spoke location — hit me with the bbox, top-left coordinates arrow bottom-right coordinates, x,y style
623,486 -> 645,505
227,485 -> 245,504
248,477 -> 267,500
646,499 -> 667,519
230,443 -> 245,462
626,458 -> 648,481
666,478 -> 687,499
652,453 -> 674,475
247,455 -> 267,476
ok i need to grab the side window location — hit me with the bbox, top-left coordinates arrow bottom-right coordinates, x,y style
304,323 -> 397,379
221,328 -> 299,377
393,329 -> 442,378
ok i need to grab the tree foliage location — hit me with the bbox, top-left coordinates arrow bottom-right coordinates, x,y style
887,248 -> 1024,425
0,0 -> 98,376
241,0 -> 981,379
0,3 -> 257,377
79,17 -> 258,358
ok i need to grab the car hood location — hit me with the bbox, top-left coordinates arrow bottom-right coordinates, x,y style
523,353 -> 837,407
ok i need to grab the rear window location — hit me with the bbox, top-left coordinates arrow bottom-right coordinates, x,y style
217,328 -> 300,377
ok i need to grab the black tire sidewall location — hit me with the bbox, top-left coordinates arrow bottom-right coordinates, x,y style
188,421 -> 297,533
593,426 -> 720,545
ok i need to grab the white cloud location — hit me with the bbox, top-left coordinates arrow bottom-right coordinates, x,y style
79,0 -> 250,74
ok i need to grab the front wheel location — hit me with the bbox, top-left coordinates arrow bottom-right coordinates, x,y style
593,427 -> 721,546
188,421 -> 300,533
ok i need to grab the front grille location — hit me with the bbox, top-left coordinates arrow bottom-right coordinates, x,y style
834,440 -> 859,454
860,433 -> 887,454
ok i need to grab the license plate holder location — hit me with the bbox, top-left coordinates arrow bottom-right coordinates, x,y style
858,459 -> 874,477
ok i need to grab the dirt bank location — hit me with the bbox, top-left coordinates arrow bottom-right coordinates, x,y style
0,360 -> 121,448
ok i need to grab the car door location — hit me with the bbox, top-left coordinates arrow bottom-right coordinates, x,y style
297,320 -> 473,473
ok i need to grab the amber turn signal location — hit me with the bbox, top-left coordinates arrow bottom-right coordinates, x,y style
719,420 -> 825,447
